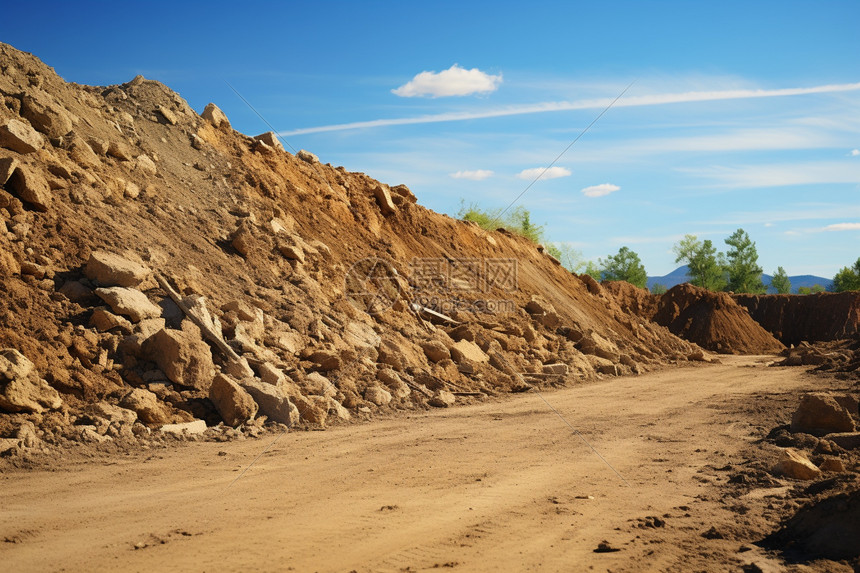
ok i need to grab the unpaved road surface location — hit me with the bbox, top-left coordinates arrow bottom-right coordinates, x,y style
1,357 -> 848,572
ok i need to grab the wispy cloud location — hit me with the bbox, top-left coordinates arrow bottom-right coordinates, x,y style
517,166 -> 571,180
281,81 -> 860,136
581,183 -> 620,197
823,222 -> 860,231
392,64 -> 502,98
679,160 -> 860,188
449,169 -> 494,180
851,149 -> 860,156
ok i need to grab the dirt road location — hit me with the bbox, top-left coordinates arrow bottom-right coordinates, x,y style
1,357 -> 841,572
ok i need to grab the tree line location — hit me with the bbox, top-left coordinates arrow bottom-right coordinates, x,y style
457,203 -> 859,295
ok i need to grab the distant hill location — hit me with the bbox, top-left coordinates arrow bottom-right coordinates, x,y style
646,266 -> 833,294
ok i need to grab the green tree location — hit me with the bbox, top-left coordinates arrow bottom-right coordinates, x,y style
547,243 -> 586,273
832,257 -> 860,292
599,246 -> 647,288
798,284 -> 826,295
583,261 -> 602,281
769,266 -> 791,294
650,283 -> 667,295
724,228 -> 765,293
672,234 -> 726,291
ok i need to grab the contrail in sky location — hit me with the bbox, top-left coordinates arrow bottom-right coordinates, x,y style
280,81 -> 860,136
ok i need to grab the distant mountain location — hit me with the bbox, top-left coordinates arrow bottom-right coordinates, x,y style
646,266 -> 833,294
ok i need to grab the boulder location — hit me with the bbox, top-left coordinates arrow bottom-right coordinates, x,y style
253,131 -> 283,151
0,349 -> 63,413
364,385 -> 392,406
376,368 -> 410,398
542,363 -> 569,376
135,154 -> 157,175
7,165 -> 51,211
86,402 -> 137,425
90,307 -> 133,333
373,183 -> 396,215
209,373 -> 258,426
201,103 -> 230,128
144,327 -> 216,391
119,388 -> 170,426
0,118 -> 43,154
20,93 -> 73,138
421,340 -> 450,363
240,377 -> 295,426
85,251 -> 152,287
450,339 -> 489,364
95,287 -> 162,322
791,393 -> 856,436
773,448 -> 821,480
156,105 -> 177,125
107,140 -> 134,161
0,156 -> 19,185
429,389 -> 456,408
279,244 -> 305,263
577,332 -> 621,363
291,392 -> 326,425
308,349 -> 341,371
305,372 -> 337,397
160,420 -> 207,435
297,149 -> 318,164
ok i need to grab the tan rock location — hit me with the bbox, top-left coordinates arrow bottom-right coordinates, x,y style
135,154 -> 157,175
791,393 -> 856,436
6,165 -> 51,211
364,385 -> 392,406
209,373 -> 258,427
95,287 -> 162,322
0,118 -> 43,154
119,388 -> 170,426
291,392 -> 326,425
160,420 -> 207,435
819,458 -> 845,473
373,183 -> 396,215
0,156 -> 19,185
376,368 -> 411,399
69,138 -> 101,169
0,349 -> 63,413
143,328 -> 216,391
156,105 -> 177,125
90,307 -> 133,333
201,103 -> 230,128
107,140 -> 134,161
305,372 -> 337,398
421,340 -> 450,363
450,339 -> 489,364
773,448 -> 821,480
240,377 -> 295,425
429,389 -> 456,408
86,402 -> 137,425
20,93 -> 73,138
86,251 -> 152,287
297,149 -> 318,164
279,243 -> 305,263
253,131 -> 283,151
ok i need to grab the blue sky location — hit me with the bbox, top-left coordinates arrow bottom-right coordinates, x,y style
2,1 -> 859,277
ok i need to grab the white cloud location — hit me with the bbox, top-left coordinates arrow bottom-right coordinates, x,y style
282,81 -> 860,136
851,149 -> 860,156
823,222 -> 860,231
679,161 -> 860,188
581,183 -> 620,197
449,169 -> 494,180
516,166 -> 571,181
392,64 -> 502,98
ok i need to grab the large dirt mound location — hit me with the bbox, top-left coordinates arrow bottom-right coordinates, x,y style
734,292 -> 860,346
651,284 -> 785,354
0,42 -> 702,454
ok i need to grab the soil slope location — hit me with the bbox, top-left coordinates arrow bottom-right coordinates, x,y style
0,42 -> 698,447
